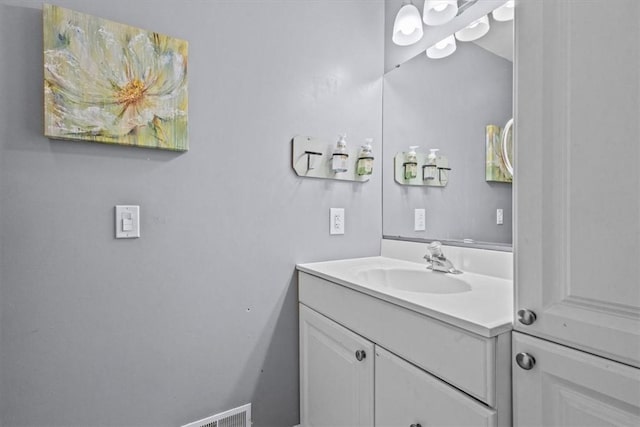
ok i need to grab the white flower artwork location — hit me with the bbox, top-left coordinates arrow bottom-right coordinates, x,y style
43,4 -> 189,151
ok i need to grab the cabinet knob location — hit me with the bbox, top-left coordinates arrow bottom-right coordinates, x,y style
410,424 -> 422,427
517,309 -> 537,325
516,352 -> 536,370
355,350 -> 366,361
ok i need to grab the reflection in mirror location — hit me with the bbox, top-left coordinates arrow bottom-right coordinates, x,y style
383,16 -> 513,246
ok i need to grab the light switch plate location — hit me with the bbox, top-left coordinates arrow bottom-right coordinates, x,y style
414,208 -> 426,231
115,205 -> 140,238
330,208 -> 345,235
496,208 -> 504,225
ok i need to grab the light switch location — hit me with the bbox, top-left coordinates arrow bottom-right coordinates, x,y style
115,205 -> 140,238
122,213 -> 133,231
496,208 -> 504,225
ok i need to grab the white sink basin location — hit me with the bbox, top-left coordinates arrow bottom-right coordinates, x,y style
356,267 -> 472,294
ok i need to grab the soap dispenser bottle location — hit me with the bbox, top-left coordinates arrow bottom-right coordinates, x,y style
331,134 -> 349,173
423,148 -> 439,181
404,146 -> 419,180
356,138 -> 374,176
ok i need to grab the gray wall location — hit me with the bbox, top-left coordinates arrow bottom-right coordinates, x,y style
0,1 -> 383,426
383,42 -> 512,244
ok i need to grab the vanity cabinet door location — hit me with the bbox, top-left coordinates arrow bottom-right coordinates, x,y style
375,346 -> 497,427
515,0 -> 640,367
513,332 -> 640,427
299,304 -> 374,427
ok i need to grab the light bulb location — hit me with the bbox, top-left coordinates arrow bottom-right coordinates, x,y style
399,23 -> 416,35
433,3 -> 448,12
435,39 -> 449,50
455,15 -> 490,42
426,35 -> 456,59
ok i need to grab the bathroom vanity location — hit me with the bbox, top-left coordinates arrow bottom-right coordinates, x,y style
297,246 -> 513,427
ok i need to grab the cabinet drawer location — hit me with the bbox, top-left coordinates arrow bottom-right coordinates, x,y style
299,272 -> 496,405
376,346 -> 497,427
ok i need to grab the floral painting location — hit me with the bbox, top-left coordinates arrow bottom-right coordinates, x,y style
43,4 -> 188,151
485,124 -> 513,183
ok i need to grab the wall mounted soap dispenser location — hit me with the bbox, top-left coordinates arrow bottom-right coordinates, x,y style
423,148 -> 439,180
291,135 -> 372,183
331,134 -> 349,173
404,146 -> 419,180
356,138 -> 374,176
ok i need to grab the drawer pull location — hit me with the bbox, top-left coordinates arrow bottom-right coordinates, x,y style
355,350 -> 366,361
517,309 -> 537,325
410,424 -> 422,427
516,352 -> 536,370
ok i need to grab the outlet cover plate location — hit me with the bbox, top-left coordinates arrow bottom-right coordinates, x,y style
330,208 -> 345,235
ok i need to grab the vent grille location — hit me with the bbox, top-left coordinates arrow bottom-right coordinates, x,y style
181,403 -> 251,427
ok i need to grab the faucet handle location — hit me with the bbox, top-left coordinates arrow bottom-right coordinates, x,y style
427,241 -> 444,257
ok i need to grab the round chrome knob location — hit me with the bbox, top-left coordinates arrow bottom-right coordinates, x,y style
517,309 -> 537,325
516,352 -> 536,370
355,350 -> 366,361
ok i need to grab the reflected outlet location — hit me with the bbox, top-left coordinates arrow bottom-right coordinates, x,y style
414,209 -> 426,231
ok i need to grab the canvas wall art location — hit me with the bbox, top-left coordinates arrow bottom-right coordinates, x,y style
43,4 -> 189,151
485,124 -> 513,183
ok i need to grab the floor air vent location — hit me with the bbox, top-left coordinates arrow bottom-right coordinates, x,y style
181,403 -> 251,427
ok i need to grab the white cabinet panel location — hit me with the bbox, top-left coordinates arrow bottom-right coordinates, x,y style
513,332 -> 640,427
299,304 -> 374,427
299,272 -> 497,405
375,346 -> 496,427
514,0 -> 640,367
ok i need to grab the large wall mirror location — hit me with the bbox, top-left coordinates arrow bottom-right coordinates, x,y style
383,0 -> 514,248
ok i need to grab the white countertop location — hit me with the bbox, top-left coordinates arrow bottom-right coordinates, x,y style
297,256 -> 513,337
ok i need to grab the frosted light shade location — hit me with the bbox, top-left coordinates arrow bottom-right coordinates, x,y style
455,15 -> 490,42
492,1 -> 514,22
392,4 -> 424,46
423,0 -> 458,26
426,35 -> 457,59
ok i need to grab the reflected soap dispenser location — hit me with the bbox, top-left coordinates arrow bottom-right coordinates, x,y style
356,138 -> 374,176
404,146 -> 419,180
423,148 -> 439,181
331,134 -> 349,173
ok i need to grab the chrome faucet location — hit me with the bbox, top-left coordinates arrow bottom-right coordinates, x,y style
423,241 -> 462,274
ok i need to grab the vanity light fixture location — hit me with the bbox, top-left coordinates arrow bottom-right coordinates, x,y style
426,35 -> 456,59
492,0 -> 514,22
454,14 -> 490,42
423,0 -> 458,26
392,2 -> 424,46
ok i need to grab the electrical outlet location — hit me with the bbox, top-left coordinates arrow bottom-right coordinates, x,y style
330,208 -> 345,235
414,209 -> 426,231
496,208 -> 504,225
